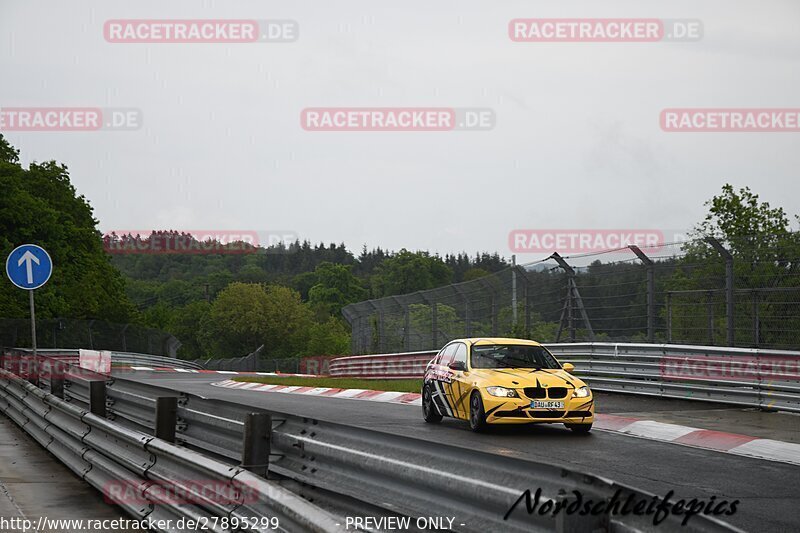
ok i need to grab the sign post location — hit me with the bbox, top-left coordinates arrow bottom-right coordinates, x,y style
5,244 -> 54,358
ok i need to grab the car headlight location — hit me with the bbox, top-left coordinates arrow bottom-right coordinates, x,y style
572,386 -> 590,398
486,386 -> 519,398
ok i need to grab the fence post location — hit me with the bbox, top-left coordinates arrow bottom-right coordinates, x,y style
514,264 -> 534,339
404,304 -> 411,351
479,278 -> 499,336
379,308 -> 386,352
431,302 -> 438,348
550,253 -> 594,341
568,279 -> 575,341
511,255 -> 518,327
453,286 -> 470,338
706,291 -> 715,345
155,397 -> 177,442
752,290 -> 760,347
242,413 -> 272,478
629,246 -> 655,343
89,380 -> 106,418
705,237 -> 734,346
666,292 -> 672,343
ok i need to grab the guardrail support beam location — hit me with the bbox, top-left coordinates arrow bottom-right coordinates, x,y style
550,253 -> 594,341
155,396 -> 178,443
242,413 -> 272,478
89,380 -> 106,418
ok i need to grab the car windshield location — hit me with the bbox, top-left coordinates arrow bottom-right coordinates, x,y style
470,344 -> 560,369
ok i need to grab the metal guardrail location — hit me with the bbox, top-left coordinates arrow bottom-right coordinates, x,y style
545,343 -> 800,413
329,342 -> 800,413
96,371 -> 741,532
329,350 -> 436,379
1,349 -> 745,532
0,352 -> 340,533
12,347 -> 205,369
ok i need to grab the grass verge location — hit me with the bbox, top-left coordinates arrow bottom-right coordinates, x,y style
231,375 -> 422,393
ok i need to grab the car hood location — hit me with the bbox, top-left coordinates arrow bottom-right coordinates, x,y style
468,367 -> 586,389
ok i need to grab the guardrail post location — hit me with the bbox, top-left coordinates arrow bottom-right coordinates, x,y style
27,354 -> 40,387
705,237 -> 734,346
242,413 -> 271,477
155,397 -> 178,443
89,380 -> 107,418
555,491 -> 609,532
50,361 -> 64,399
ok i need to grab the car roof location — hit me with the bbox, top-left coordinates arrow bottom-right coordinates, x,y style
446,337 -> 544,347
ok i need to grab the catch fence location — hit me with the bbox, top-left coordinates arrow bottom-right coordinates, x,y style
343,234 -> 800,354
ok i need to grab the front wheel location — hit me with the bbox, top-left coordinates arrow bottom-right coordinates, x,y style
469,391 -> 487,432
422,384 -> 442,423
565,423 -> 592,434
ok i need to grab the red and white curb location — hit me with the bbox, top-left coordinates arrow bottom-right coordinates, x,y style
212,379 -> 422,405
594,414 -> 800,466
212,379 -> 800,466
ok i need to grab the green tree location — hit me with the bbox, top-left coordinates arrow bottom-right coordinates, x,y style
170,300 -> 211,359
462,268 -> 490,282
308,262 -> 368,317
371,249 -> 453,298
200,283 -> 313,358
675,185 -> 800,347
304,316 -> 351,356
0,135 -> 135,322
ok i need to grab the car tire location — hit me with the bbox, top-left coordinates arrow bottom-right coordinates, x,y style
565,423 -> 592,434
422,384 -> 443,423
469,391 -> 487,432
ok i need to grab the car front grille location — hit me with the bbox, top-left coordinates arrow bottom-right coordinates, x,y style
523,387 -> 546,399
524,387 -> 569,399
547,387 -> 568,399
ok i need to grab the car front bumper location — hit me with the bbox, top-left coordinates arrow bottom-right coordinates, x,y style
481,393 -> 595,425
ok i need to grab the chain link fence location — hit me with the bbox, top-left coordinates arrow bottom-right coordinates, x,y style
0,318 -> 181,357
343,234 -> 800,353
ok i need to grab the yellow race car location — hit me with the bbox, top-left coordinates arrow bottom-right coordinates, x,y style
421,338 -> 594,433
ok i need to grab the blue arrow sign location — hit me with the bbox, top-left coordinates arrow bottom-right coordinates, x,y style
5,244 -> 53,290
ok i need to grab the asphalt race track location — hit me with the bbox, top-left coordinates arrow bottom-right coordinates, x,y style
123,371 -> 800,532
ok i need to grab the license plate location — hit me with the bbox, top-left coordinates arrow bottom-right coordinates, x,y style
531,400 -> 564,409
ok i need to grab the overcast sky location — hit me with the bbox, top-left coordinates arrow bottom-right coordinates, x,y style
2,0 -> 799,264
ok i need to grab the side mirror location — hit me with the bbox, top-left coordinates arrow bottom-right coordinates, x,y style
448,361 -> 466,371
562,363 -> 575,373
